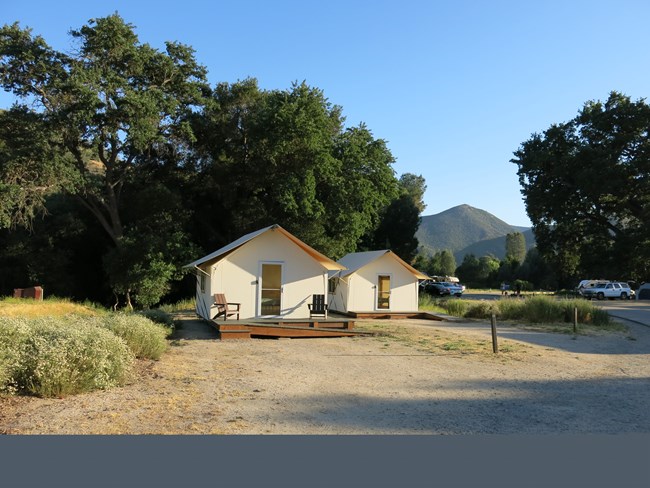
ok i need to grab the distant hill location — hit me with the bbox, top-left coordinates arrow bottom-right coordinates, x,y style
416,204 -> 535,261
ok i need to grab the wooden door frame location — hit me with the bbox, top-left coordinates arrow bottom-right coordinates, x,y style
257,261 -> 284,317
375,273 -> 392,311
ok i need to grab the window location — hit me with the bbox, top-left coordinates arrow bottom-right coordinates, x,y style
200,274 -> 205,293
328,277 -> 337,294
377,275 -> 391,309
260,263 -> 282,316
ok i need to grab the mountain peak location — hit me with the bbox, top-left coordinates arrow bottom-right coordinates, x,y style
433,204 -> 507,222
416,205 -> 534,259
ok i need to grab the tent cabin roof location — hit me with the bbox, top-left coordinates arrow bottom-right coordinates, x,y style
185,224 -> 345,271
332,250 -> 429,280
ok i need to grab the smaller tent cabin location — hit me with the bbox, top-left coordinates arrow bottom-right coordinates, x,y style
638,283 -> 650,300
185,225 -> 345,320
328,250 -> 428,314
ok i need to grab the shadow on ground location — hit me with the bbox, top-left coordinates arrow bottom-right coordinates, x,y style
265,376 -> 650,434
170,311 -> 219,340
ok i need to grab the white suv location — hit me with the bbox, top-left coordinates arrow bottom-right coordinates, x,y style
581,282 -> 634,300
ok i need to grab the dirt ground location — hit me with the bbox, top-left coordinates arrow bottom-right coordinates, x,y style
1,312 -> 649,435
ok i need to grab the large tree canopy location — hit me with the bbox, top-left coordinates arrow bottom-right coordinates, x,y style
0,14 -> 208,307
512,92 -> 650,282
190,79 -> 400,259
0,14 -> 208,242
0,15 -> 420,306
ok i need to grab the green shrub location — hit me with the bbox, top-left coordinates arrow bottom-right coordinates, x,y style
138,309 -> 174,329
0,306 -> 173,398
425,293 -> 611,327
418,294 -> 447,314
519,296 -> 559,323
0,316 -> 133,397
494,296 -> 610,326
97,314 -> 170,360
0,320 -> 28,394
464,300 -> 500,319
158,298 -> 196,313
559,299 -> 610,326
443,299 -> 469,317
495,298 -> 526,320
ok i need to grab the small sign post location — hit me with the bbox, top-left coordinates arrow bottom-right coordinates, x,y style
491,313 -> 498,354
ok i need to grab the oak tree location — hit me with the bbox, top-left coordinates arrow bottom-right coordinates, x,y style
512,92 -> 650,281
0,14 -> 208,307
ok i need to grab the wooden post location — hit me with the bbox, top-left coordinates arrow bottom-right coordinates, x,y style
573,306 -> 578,334
491,314 -> 498,354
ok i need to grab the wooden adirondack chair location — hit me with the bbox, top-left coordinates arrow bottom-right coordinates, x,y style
308,294 -> 328,319
213,293 -> 241,321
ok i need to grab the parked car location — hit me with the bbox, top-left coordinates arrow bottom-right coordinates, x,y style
581,282 -> 634,300
421,281 -> 464,297
577,280 -> 608,296
439,282 -> 464,297
421,281 -> 451,297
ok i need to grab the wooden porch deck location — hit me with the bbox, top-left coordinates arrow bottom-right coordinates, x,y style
210,317 -> 367,340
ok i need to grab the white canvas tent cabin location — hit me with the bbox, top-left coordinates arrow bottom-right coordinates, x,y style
185,225 -> 345,321
328,250 -> 429,317
638,283 -> 650,300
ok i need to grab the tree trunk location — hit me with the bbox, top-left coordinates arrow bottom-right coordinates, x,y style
125,289 -> 133,311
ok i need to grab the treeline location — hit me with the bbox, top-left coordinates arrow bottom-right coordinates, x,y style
416,232 -> 556,290
0,14 -> 423,308
454,248 -> 555,291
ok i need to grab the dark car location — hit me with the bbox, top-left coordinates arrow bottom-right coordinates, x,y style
422,281 -> 452,297
439,281 -> 464,297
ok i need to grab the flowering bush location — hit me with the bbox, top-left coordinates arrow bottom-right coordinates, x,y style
94,314 -> 171,360
0,316 -> 133,397
0,298 -> 173,397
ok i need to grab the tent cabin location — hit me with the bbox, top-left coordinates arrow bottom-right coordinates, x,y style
328,250 -> 429,315
185,225 -> 345,321
638,283 -> 650,300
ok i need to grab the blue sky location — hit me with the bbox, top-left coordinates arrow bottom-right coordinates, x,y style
2,0 -> 649,226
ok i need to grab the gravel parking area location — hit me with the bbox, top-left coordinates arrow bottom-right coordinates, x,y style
1,313 -> 649,435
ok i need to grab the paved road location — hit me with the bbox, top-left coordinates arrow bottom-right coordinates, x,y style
594,300 -> 650,327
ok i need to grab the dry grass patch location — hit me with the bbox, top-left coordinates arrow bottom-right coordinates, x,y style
0,297 -> 102,318
513,321 -> 628,336
355,321 -> 529,358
